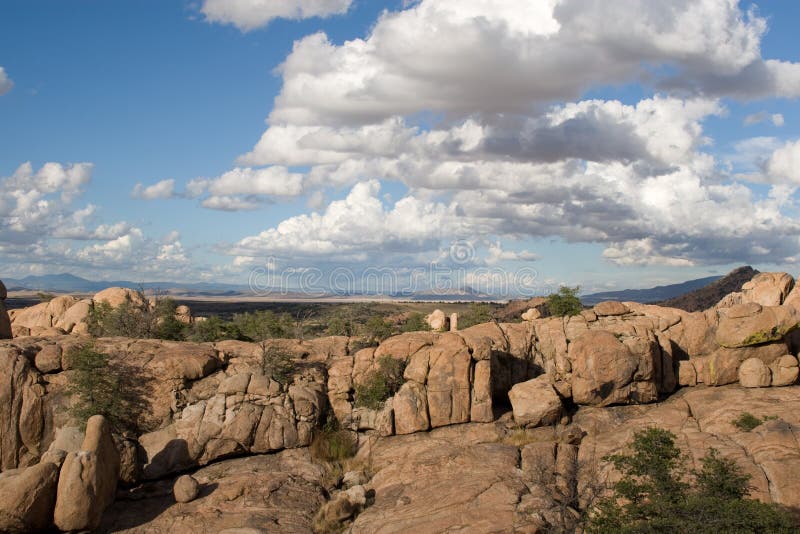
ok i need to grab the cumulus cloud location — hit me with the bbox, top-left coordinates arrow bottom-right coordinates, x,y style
133,167 -> 305,211
744,111 -> 785,127
201,0 -> 353,31
228,180 -> 461,261
218,0 -> 800,270
0,67 -> 12,96
132,179 -> 176,200
267,0 -> 797,127
766,140 -> 800,185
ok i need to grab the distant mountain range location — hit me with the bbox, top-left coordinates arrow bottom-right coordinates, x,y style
580,266 -> 758,307
2,273 -> 251,295
3,268 -> 759,306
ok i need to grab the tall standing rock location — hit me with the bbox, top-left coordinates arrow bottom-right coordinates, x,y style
54,415 -> 120,532
0,280 -> 12,339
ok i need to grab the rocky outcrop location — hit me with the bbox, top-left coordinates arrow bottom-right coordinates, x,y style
9,287 -> 195,338
54,415 -> 120,531
101,450 -> 327,533
576,386 -> 800,511
139,369 -> 326,479
351,424 -> 544,533
717,271 -> 794,308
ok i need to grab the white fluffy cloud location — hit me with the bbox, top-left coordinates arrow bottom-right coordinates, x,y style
0,162 -> 191,277
132,179 -> 176,200
230,180 -> 463,261
201,0 -> 353,31
185,1 -> 800,272
268,0 -> 797,127
767,140 -> 800,185
0,67 -> 12,96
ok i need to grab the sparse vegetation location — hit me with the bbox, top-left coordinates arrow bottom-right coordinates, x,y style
546,286 -> 582,317
87,288 -> 183,339
401,312 -> 431,333
311,419 -> 357,464
363,316 -> 393,343
586,427 -> 793,533
354,356 -> 407,410
733,412 -> 777,432
36,291 -> 56,302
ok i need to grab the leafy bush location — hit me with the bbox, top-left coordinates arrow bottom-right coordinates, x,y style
354,356 -> 406,410
459,303 -> 494,329
587,427 -> 794,533
546,286 -> 582,317
401,312 -> 431,333
37,292 -> 55,302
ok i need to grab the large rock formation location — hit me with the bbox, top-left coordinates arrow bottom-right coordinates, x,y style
0,271 -> 798,531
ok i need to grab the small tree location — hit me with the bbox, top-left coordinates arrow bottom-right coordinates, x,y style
66,345 -> 125,430
547,286 -> 582,317
586,427 -> 794,533
260,340 -> 296,386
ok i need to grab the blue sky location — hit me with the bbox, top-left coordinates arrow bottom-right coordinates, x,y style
1,0 -> 799,296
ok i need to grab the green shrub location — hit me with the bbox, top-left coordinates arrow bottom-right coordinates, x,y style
732,412 -> 765,432
354,356 -> 406,410
546,286 -> 582,317
586,427 -> 794,533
